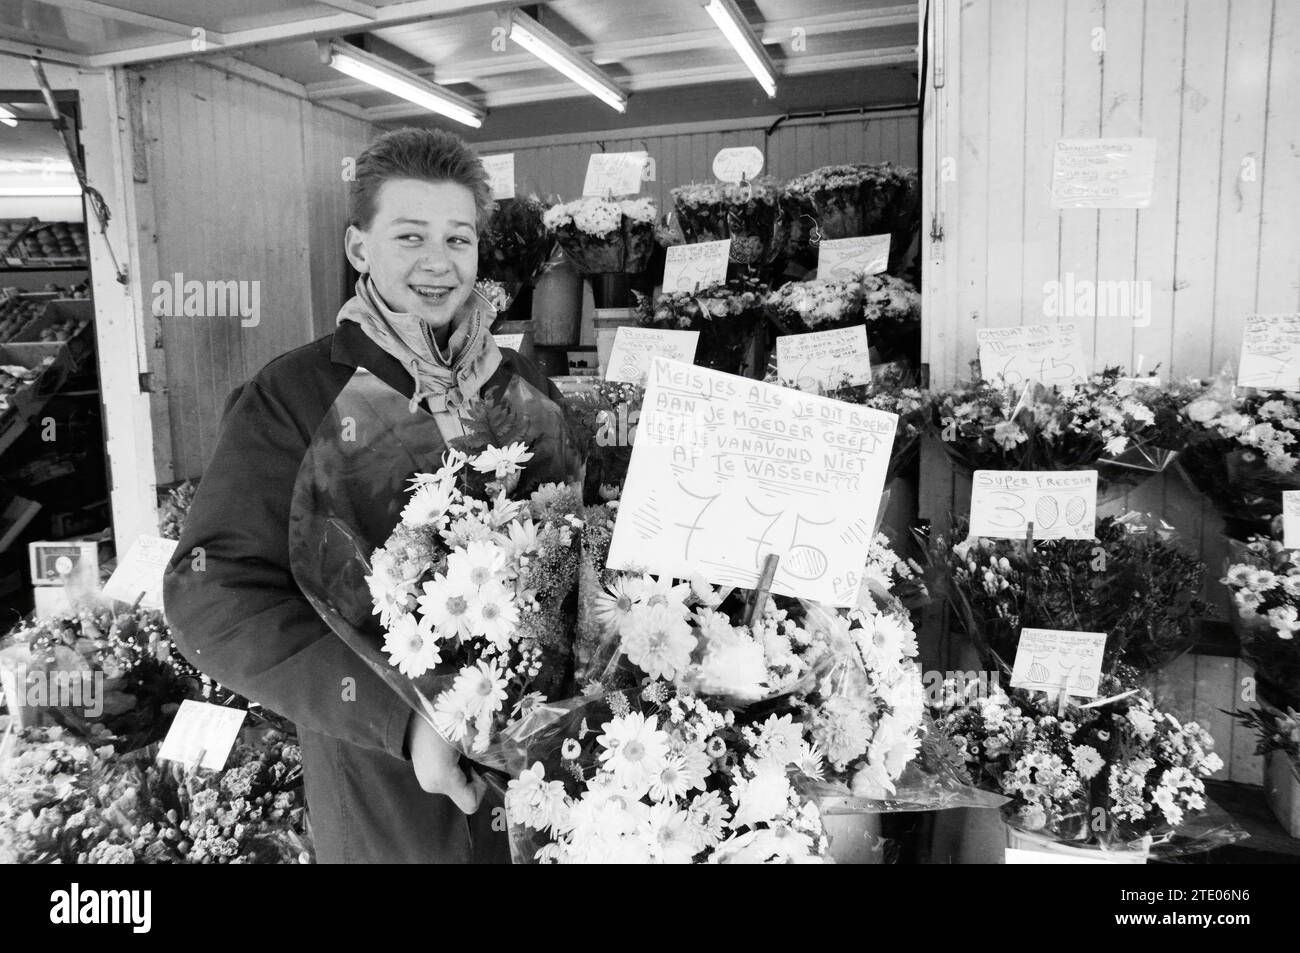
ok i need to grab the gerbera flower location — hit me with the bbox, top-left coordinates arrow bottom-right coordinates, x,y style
418,572 -> 477,641
381,613 -> 439,677
468,581 -> 519,649
597,712 -> 669,793
471,442 -> 535,478
593,575 -> 643,633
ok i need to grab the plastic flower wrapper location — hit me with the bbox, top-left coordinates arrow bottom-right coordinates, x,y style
670,177 -> 786,266
783,163 -> 921,274
555,379 -> 643,504
1221,536 -> 1300,710
542,196 -> 656,275
287,366 -> 596,804
1177,368 -> 1300,539
635,279 -> 767,376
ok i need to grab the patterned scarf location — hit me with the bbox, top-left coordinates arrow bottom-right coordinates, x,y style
336,276 -> 501,415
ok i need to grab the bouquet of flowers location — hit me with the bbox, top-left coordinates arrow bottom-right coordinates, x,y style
558,380 -> 643,503
636,279 -> 767,375
783,163 -> 921,272
477,196 -> 553,292
0,724 -> 312,864
934,685 -> 1223,849
765,274 -> 921,364
929,369 -> 1176,479
1178,379 -> 1300,539
158,479 -> 198,541
670,177 -> 785,265
935,514 -> 1209,680
1091,373 -> 1194,486
543,196 -> 657,275
1221,537 -> 1300,709
501,528 -> 935,863
2,603 -> 236,751
473,278 -> 511,315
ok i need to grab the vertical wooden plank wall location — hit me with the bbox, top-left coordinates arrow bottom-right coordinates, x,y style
923,0 -> 1300,782
132,61 -> 373,481
470,110 -> 919,207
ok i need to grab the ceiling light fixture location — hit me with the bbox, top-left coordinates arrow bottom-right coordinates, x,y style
700,0 -> 777,97
318,39 -> 485,128
507,10 -> 628,113
0,106 -> 16,128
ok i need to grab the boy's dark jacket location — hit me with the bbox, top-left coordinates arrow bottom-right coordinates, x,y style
162,320 -> 567,863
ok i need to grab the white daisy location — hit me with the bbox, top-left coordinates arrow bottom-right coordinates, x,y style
640,803 -> 697,864
470,442 -> 535,478
620,603 -> 698,681
593,575 -> 643,634
449,539 -> 507,589
381,613 -> 439,678
597,712 -> 669,794
418,572 -> 477,641
452,660 -> 509,719
468,581 -> 520,649
401,479 -> 456,527
635,574 -> 692,617
648,755 -> 693,803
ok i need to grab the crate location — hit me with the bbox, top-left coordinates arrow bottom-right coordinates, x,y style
12,299 -> 93,365
0,341 -> 74,456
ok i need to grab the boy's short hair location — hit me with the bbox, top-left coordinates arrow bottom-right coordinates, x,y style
348,127 -> 494,231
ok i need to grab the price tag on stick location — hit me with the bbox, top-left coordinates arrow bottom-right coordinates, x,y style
976,323 -> 1089,389
1010,628 -> 1107,699
661,239 -> 730,292
158,700 -> 247,771
817,235 -> 891,279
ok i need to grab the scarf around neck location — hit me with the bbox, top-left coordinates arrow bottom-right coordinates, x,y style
336,276 -> 501,415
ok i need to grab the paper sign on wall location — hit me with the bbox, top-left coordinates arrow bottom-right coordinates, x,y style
103,535 -> 178,610
583,151 -> 648,197
661,239 -> 731,292
712,146 -> 764,183
480,153 -> 516,200
1285,492 -> 1300,550
607,326 -> 700,384
1237,313 -> 1300,390
776,325 -> 872,391
493,333 -> 525,351
158,700 -> 247,771
817,235 -> 891,280
1051,138 -> 1157,209
976,323 -> 1089,388
1010,627 -> 1107,698
606,357 -> 898,606
969,470 -> 1098,541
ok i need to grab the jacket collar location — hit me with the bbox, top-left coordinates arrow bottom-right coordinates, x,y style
330,318 -> 419,403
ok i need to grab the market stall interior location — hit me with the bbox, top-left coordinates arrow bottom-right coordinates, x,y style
0,0 -> 1298,866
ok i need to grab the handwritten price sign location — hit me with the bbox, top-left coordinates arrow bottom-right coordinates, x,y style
582,151 -> 648,197
976,322 -> 1089,389
817,235 -> 890,280
775,325 -> 872,391
1285,491 -> 1300,550
969,470 -> 1098,541
1010,628 -> 1107,698
1237,313 -> 1300,391
712,146 -> 764,183
661,239 -> 731,292
607,357 -> 898,606
1051,138 -> 1157,209
479,153 -> 515,200
607,327 -> 700,384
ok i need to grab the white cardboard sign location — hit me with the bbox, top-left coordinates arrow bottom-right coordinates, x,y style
976,322 -> 1089,389
582,151 -> 648,197
479,153 -> 516,200
103,535 -> 178,610
607,357 -> 898,606
1237,313 -> 1300,391
661,239 -> 731,292
606,326 -> 700,384
1284,491 -> 1300,550
712,146 -> 764,183
493,333 -> 525,351
158,700 -> 247,771
817,235 -> 891,280
969,470 -> 1098,541
1010,627 -> 1107,698
776,325 -> 872,391
1051,138 -> 1157,209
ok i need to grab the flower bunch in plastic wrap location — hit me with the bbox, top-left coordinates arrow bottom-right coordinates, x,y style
1178,376 -> 1300,538
542,196 -> 656,275
764,274 -> 920,335
477,196 -> 553,288
935,515 -> 1208,680
670,177 -> 785,265
363,442 -> 586,756
935,686 -> 1222,847
557,379 -> 643,503
0,725 -> 311,864
635,280 -> 767,375
783,163 -> 920,271
1221,536 -> 1300,709
472,278 -> 510,314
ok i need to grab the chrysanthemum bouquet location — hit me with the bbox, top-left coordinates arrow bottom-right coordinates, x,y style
765,274 -> 921,364
361,443 -> 590,760
935,685 -> 1222,849
783,163 -> 921,272
635,280 -> 767,375
670,177 -> 785,265
543,196 -> 657,275
478,196 -> 553,290
1221,537 -> 1300,710
935,515 -> 1209,680
1177,381 -> 1300,539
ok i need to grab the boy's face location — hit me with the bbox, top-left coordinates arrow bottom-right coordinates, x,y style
345,177 -> 479,335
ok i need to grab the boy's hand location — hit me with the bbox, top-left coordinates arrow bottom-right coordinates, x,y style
407,715 -> 486,813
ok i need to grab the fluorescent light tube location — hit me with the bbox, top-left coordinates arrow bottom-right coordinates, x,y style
321,40 -> 485,127
0,186 -> 83,196
0,106 -> 16,128
508,12 -> 628,113
701,0 -> 777,97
